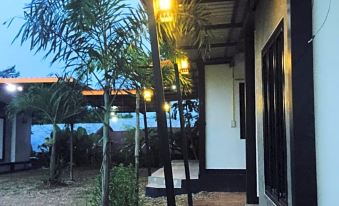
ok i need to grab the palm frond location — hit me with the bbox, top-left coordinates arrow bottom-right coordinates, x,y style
7,81 -> 85,125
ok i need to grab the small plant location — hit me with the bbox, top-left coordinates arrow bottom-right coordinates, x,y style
88,165 -> 142,206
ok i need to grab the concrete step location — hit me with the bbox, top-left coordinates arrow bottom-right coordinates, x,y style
147,176 -> 182,188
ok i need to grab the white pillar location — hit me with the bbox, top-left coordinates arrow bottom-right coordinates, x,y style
313,0 -> 339,205
0,118 -> 4,160
10,115 -> 16,162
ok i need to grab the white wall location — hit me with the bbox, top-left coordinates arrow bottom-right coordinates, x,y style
313,1 -> 339,205
15,112 -> 32,162
9,113 -> 32,163
205,54 -> 246,170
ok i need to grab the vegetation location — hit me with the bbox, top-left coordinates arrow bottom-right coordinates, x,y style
9,0 -> 212,204
88,165 -> 140,206
0,66 -> 20,78
12,0 -> 145,203
38,126 -> 102,171
7,82 -> 84,182
171,100 -> 199,159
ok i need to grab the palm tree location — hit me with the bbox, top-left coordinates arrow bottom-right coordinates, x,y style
0,66 -> 20,78
11,0 -> 210,204
12,0 -> 144,204
126,2 -> 210,205
120,25 -> 193,205
7,81 -> 84,182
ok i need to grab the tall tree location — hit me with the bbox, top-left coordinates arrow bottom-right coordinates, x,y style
7,81 -> 84,182
12,0 -> 143,205
121,14 -> 193,203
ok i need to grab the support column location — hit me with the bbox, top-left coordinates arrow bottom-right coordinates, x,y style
197,59 -> 206,175
244,13 -> 258,205
10,115 -> 16,163
289,0 -> 317,205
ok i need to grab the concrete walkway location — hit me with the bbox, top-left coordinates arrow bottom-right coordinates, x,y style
193,192 -> 246,206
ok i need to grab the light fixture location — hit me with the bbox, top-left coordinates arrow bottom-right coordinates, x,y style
163,102 -> 171,112
171,85 -> 177,91
155,0 -> 176,23
177,55 -> 190,75
5,84 -> 23,93
143,88 -> 154,102
6,84 -> 16,92
17,86 -> 23,92
159,0 -> 171,11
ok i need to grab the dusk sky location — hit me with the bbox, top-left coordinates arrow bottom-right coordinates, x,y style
0,0 -> 64,77
0,0 -> 139,78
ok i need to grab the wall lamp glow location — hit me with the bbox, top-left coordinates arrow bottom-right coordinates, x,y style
6,84 -> 23,93
163,102 -> 171,112
154,0 -> 176,23
171,85 -> 177,91
143,88 -> 154,102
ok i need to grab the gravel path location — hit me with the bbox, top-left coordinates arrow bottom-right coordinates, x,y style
0,168 -> 245,206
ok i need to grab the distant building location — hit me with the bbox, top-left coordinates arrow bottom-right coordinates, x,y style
0,84 -> 32,173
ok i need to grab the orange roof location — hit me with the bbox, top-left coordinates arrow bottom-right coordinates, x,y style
82,89 -> 136,96
0,77 -> 59,84
0,77 -> 136,96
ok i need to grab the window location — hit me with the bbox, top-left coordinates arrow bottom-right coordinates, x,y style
262,22 -> 287,205
239,82 -> 245,139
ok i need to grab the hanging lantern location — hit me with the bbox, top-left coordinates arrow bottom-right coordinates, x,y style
177,55 -> 190,75
163,102 -> 171,112
143,88 -> 154,102
154,0 -> 176,23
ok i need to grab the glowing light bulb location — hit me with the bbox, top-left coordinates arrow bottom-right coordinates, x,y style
6,84 -> 17,92
159,0 -> 171,11
163,102 -> 170,112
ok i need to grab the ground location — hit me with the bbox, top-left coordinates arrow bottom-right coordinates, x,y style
0,168 -> 245,206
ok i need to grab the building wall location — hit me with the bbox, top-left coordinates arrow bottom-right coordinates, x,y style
14,112 -> 32,162
0,92 -> 32,173
313,0 -> 339,205
0,97 -> 13,164
205,54 -> 246,170
254,0 -> 293,205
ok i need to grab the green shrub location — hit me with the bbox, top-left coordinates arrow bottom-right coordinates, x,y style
38,126 -> 102,169
88,165 -> 141,206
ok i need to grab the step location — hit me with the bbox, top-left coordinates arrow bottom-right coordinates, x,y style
147,176 -> 182,188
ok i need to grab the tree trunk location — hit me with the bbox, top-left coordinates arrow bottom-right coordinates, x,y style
143,101 -> 151,176
102,88 -> 110,206
134,91 -> 141,206
187,120 -> 198,160
168,111 -> 173,156
70,123 -> 74,180
50,124 -> 57,182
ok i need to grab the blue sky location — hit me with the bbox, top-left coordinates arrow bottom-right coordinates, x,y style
0,0 -> 139,78
0,0 -> 64,77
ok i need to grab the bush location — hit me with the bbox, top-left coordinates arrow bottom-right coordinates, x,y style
37,126 -> 102,172
88,165 -> 141,206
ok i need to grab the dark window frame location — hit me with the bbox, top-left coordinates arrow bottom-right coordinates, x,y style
262,21 -> 288,206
